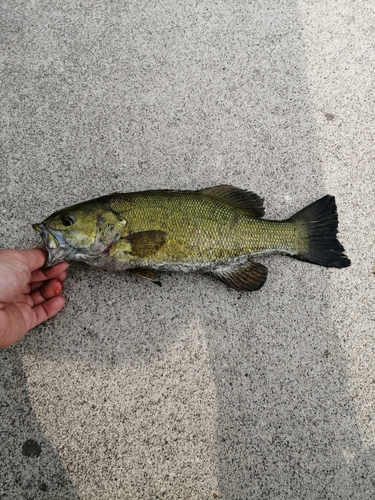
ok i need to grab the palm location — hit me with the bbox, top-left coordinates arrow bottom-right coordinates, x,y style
0,249 -> 68,349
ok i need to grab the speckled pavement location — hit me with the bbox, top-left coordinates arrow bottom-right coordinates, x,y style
1,1 -> 374,498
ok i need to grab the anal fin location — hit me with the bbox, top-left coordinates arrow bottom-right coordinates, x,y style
212,261 -> 268,291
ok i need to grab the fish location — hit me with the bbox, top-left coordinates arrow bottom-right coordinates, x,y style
32,185 -> 350,291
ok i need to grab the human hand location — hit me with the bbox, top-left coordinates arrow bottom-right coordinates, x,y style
0,248 -> 68,349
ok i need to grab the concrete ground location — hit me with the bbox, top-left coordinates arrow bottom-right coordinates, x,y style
1,1 -> 374,498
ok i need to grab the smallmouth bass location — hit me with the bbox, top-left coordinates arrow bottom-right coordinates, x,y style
33,185 -> 350,291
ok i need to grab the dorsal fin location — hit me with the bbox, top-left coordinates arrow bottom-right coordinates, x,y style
200,185 -> 264,217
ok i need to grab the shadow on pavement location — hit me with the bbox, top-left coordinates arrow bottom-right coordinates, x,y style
0,349 -> 78,500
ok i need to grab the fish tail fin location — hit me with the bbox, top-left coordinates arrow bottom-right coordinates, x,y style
289,195 -> 350,268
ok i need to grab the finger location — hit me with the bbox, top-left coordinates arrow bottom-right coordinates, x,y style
17,248 -> 48,272
30,261 -> 69,283
29,279 -> 64,307
30,296 -> 66,329
28,271 -> 68,294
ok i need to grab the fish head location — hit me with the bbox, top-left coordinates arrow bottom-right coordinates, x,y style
33,201 -> 127,267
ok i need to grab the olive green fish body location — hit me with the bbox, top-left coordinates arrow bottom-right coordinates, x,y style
104,191 -> 301,269
33,185 -> 350,291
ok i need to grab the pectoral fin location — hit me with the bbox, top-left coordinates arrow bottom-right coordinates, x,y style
125,230 -> 167,258
129,268 -> 162,286
212,261 -> 268,291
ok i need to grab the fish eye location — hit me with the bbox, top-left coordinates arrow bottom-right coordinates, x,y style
61,215 -> 75,227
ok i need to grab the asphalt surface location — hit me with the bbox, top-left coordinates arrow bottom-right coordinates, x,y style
1,1 -> 374,498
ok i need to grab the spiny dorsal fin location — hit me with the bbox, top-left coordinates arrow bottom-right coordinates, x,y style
125,230 -> 166,258
212,261 -> 268,291
200,185 -> 265,217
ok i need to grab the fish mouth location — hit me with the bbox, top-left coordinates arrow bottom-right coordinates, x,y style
32,223 -> 73,268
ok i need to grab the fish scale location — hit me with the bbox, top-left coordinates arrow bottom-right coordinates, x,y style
109,191 -> 299,263
33,185 -> 350,291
